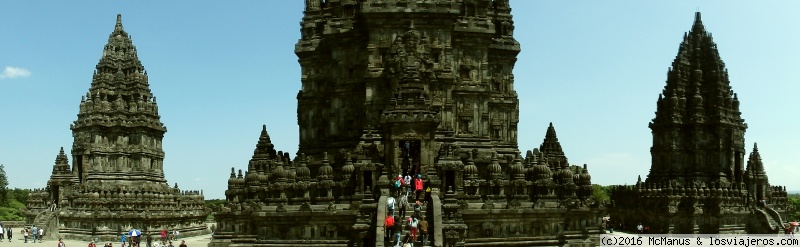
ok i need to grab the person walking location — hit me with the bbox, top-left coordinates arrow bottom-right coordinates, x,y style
408,216 -> 419,244
414,174 -> 424,201
39,227 -> 44,241
387,194 -> 396,217
392,216 -> 402,247
32,225 -> 39,243
413,200 -> 422,218
178,240 -> 187,247
24,228 -> 29,243
398,192 -> 408,219
637,223 -> 643,234
6,227 -> 11,242
384,214 -> 395,243
160,229 -> 167,245
58,238 -> 66,247
121,233 -> 127,247
403,175 -> 412,195
419,216 -> 429,246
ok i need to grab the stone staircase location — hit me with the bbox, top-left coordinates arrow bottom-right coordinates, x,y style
32,209 -> 60,240
379,192 -> 436,247
754,207 -> 783,233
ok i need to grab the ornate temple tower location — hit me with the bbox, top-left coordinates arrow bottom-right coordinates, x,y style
214,2 -> 602,247
70,14 -> 168,186
610,12 -> 788,234
26,15 -> 208,241
647,12 -> 747,185
295,0 -> 521,160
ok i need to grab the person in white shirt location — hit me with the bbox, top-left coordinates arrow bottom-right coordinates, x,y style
636,223 -> 643,234
387,194 -> 396,217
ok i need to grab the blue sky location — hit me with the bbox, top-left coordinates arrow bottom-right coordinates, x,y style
1,1 -> 798,199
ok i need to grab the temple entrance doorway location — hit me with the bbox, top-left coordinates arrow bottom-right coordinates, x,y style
52,186 -> 60,207
76,155 -> 84,183
399,140 -> 421,177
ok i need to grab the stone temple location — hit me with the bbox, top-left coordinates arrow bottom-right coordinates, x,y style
608,13 -> 789,234
212,1 -> 601,247
25,15 -> 209,241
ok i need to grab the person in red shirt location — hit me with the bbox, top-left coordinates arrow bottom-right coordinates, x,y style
384,215 -> 395,242
414,174 -> 424,201
160,229 -> 167,245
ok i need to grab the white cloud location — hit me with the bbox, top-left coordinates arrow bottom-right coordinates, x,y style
0,66 -> 32,79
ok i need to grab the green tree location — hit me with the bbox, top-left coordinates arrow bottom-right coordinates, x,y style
592,184 -> 610,203
0,164 -> 8,206
788,195 -> 800,221
11,188 -> 30,204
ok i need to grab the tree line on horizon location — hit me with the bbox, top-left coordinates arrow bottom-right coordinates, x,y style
0,164 -> 31,221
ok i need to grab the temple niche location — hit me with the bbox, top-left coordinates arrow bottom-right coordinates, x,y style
211,1 -> 601,247
608,12 -> 789,234
25,15 -> 209,241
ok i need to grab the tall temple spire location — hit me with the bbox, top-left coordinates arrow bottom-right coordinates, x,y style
252,124 -> 278,160
52,147 -> 72,175
745,143 -> 767,178
30,14 -> 208,241
539,122 -> 568,167
647,12 -> 747,185
71,14 -> 167,183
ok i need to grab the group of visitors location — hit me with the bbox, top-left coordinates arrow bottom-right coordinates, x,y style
0,222 -> 10,242
119,229 -> 181,247
636,223 -> 650,234
0,223 -> 44,243
385,214 -> 429,247
386,175 -> 431,247
93,238 -> 186,247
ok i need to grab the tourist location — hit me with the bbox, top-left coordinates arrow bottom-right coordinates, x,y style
32,225 -> 39,243
385,214 -> 395,242
413,200 -> 422,218
387,193 -> 396,217
424,180 -> 432,203
40,227 -> 45,241
7,226 -> 11,242
408,216 -> 419,244
637,223 -> 643,234
398,191 -> 408,219
58,238 -> 66,247
414,174 -> 423,201
146,232 -> 153,247
121,233 -> 127,247
403,175 -> 412,195
173,230 -> 180,240
419,216 -> 428,246
392,216 -> 402,247
166,241 -> 174,247
160,229 -> 167,245
89,241 -> 98,247
178,240 -> 187,247
395,175 -> 403,191
0,223 -> 4,240
24,228 -> 29,243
